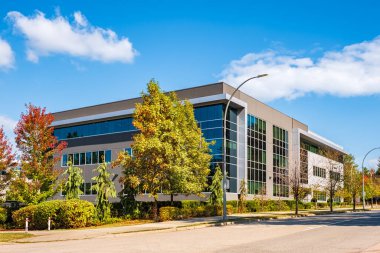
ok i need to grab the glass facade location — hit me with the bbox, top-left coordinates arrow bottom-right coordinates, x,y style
194,104 -> 238,193
247,115 -> 267,195
54,117 -> 136,140
273,126 -> 289,197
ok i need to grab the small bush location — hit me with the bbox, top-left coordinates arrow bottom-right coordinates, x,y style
246,199 -> 260,212
226,204 -> 234,214
56,200 -> 95,228
0,207 -> 7,224
12,205 -> 38,229
159,207 -> 180,221
33,200 -> 62,230
181,200 -> 202,209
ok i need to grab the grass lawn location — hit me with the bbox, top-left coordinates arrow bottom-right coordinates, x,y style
0,233 -> 34,243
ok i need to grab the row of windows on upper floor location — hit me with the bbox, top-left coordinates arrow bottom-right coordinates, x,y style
54,104 -> 238,141
61,148 -> 132,167
61,150 -> 112,166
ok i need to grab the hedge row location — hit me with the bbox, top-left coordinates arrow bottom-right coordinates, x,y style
12,200 -> 95,230
0,207 -> 6,224
159,204 -> 234,221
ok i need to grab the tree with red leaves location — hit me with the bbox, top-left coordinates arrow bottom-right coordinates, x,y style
0,126 -> 16,200
7,104 -> 67,204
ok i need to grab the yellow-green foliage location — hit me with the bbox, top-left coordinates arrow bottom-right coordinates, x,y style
12,200 -> 95,229
0,207 -> 7,224
159,206 -> 181,221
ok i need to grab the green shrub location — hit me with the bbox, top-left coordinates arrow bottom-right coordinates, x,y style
56,200 -> 95,228
317,202 -> 328,208
159,206 -> 180,221
246,199 -> 260,212
195,206 -> 206,217
33,200 -> 62,230
12,205 -> 38,229
0,207 -> 7,224
12,200 -> 95,230
226,204 -> 234,214
181,200 -> 202,209
226,200 -> 238,208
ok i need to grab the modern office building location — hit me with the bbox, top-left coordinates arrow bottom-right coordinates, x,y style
52,82 -> 347,202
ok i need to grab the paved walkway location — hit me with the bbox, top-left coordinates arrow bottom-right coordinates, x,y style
1,208 -> 364,244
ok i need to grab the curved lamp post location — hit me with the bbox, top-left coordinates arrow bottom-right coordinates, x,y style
222,74 -> 268,221
361,147 -> 380,210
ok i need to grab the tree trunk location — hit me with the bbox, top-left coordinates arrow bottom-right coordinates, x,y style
170,194 -> 174,206
295,198 -> 299,215
329,196 -> 333,212
153,198 -> 158,221
353,193 -> 356,211
371,198 -> 374,209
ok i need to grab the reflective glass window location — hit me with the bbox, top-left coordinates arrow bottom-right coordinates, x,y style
79,153 -> 85,165
86,152 -> 92,164
105,150 -> 111,163
62,154 -> 68,166
92,151 -> 99,164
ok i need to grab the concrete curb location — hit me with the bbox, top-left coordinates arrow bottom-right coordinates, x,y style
10,209 -> 372,244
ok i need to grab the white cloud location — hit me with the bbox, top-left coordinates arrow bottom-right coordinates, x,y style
0,115 -> 16,147
0,37 -> 15,69
7,10 -> 138,63
220,37 -> 380,101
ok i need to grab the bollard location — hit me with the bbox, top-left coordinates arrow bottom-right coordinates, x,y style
48,217 -> 51,231
25,218 -> 29,233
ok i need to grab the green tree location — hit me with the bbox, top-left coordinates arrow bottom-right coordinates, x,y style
165,99 -> 211,204
340,154 -> 361,211
92,162 -> 116,221
365,169 -> 380,208
115,80 -> 211,220
63,161 -> 84,200
209,165 -> 223,206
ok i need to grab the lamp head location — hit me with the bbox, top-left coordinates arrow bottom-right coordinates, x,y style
256,74 -> 268,78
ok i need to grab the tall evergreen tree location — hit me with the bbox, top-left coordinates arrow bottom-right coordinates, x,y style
209,165 -> 223,206
92,162 -> 116,221
63,161 -> 84,200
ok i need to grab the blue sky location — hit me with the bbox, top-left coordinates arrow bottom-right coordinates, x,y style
1,0 -> 380,167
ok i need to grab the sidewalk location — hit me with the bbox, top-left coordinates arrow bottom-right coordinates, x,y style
3,208 -> 367,244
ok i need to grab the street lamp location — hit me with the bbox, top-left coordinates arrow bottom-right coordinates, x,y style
361,147 -> 380,210
222,74 -> 268,221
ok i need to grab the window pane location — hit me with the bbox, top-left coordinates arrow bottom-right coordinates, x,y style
80,153 -> 85,165
92,151 -> 99,164
85,183 -> 92,195
74,153 -> 79,165
105,150 -> 111,163
62,154 -> 68,166
86,152 -> 92,164
99,151 -> 105,163
68,154 -> 73,164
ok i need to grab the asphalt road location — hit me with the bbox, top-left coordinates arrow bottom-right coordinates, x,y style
2,211 -> 380,253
